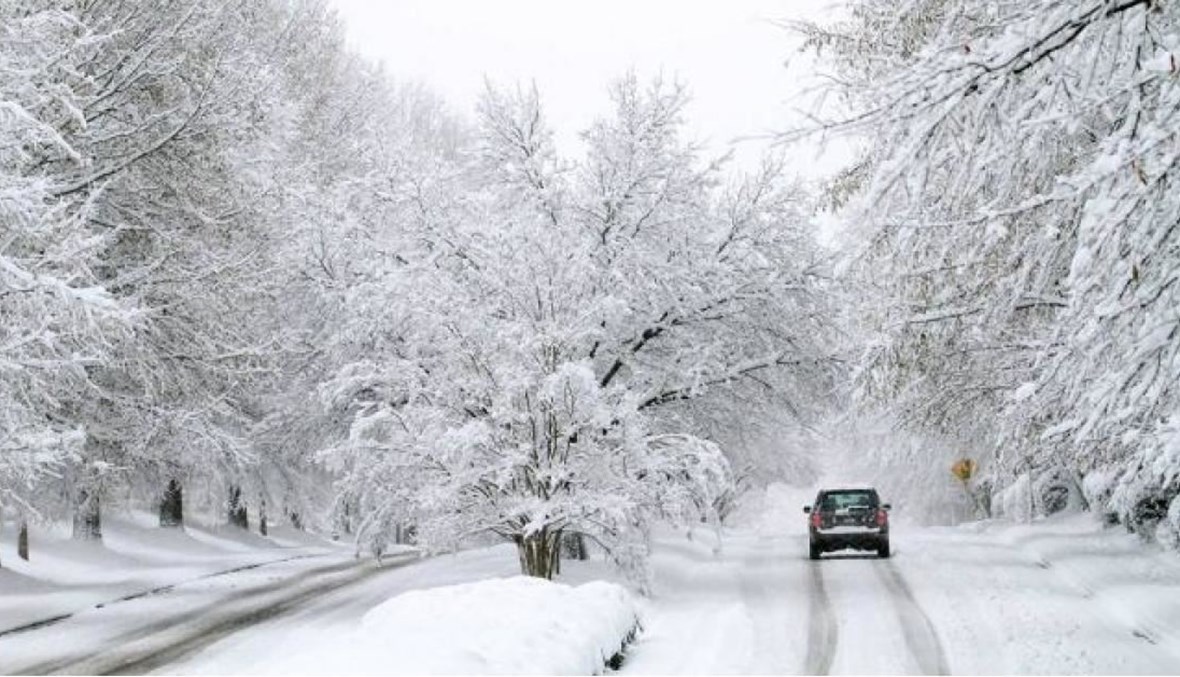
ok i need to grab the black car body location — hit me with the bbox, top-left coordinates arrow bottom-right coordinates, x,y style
805,487 -> 891,559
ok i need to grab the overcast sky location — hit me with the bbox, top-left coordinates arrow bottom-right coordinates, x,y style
328,0 -> 850,177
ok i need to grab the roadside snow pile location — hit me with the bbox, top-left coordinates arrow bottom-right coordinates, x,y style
356,576 -> 639,674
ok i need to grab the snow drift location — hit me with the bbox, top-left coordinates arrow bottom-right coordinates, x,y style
355,576 -> 640,674
214,575 -> 642,675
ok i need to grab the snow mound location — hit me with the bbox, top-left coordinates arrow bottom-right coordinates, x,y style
357,576 -> 639,675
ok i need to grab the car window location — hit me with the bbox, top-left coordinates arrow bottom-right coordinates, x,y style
820,491 -> 877,511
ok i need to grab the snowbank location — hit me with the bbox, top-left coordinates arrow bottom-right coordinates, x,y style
348,576 -> 639,675
898,513 -> 1180,673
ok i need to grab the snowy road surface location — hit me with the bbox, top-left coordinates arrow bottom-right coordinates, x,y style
158,545 -> 526,674
622,493 -> 1180,675
618,529 -> 952,675
0,553 -> 413,675
160,514 -> 1180,675
5,496 -> 1180,674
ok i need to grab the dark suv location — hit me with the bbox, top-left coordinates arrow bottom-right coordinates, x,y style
804,487 -> 891,559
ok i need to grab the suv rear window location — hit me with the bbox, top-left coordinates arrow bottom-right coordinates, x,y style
819,490 -> 878,511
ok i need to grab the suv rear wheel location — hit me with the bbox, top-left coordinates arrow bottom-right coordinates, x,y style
877,539 -> 891,558
809,542 -> 821,560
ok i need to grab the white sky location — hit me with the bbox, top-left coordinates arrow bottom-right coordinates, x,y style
328,0 -> 852,177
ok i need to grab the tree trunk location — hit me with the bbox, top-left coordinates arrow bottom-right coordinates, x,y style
227,485 -> 248,529
333,500 -> 352,540
259,498 -> 268,536
18,520 -> 29,561
515,535 -> 527,572
562,531 -> 588,561
288,509 -> 303,531
159,479 -> 184,528
1071,470 -> 1091,512
516,529 -> 561,579
73,489 -> 102,541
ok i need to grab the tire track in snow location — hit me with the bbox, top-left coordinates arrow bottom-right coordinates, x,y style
111,561 -> 406,676
14,555 -> 416,676
876,561 -> 950,675
804,562 -> 837,675
0,552 -> 326,639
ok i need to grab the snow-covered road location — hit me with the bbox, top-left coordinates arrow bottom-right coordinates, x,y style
0,553 -> 415,675
623,494 -> 1180,675
620,528 -> 950,675
6,493 -> 1180,675
155,515 -> 1180,675
801,551 -> 947,675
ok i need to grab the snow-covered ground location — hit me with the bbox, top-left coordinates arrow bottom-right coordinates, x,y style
153,485 -> 1180,675
0,511 -> 344,635
158,543 -> 630,675
898,517 -> 1180,674
5,490 -> 1180,675
0,512 -> 366,674
172,573 -> 638,675
622,483 -> 1180,675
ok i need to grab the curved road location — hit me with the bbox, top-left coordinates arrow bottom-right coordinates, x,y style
9,516 -> 1180,675
5,556 -> 407,676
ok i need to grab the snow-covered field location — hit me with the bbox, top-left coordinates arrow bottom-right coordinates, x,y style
4,489 -> 1180,675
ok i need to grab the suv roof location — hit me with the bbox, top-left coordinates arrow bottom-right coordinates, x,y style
818,484 -> 877,492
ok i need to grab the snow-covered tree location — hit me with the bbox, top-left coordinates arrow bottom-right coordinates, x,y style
1,0 -> 370,542
43,0 -> 301,538
265,41 -> 473,537
797,0 -> 1180,535
325,76 -> 838,581
5,0 -> 838,575
0,3 -> 135,551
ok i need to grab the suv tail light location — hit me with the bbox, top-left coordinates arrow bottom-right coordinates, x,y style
810,511 -> 822,528
876,509 -> 888,527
